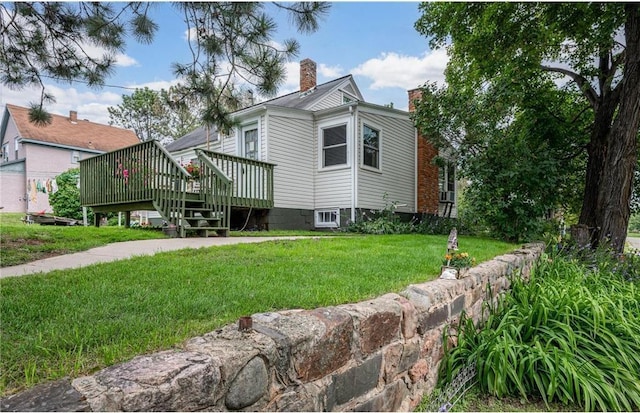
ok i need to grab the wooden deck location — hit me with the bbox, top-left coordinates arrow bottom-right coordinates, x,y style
79,141 -> 274,237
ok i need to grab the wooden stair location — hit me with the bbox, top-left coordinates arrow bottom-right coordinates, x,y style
182,197 -> 229,237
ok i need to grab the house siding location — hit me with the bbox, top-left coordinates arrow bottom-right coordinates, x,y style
313,114 -> 354,210
267,115 -> 315,210
0,161 -> 26,212
22,143 -> 88,213
308,90 -> 343,111
356,111 -> 415,213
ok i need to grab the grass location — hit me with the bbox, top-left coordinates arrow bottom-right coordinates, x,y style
0,234 -> 515,396
0,212 -> 340,268
1,213 -> 166,267
451,387 -> 575,412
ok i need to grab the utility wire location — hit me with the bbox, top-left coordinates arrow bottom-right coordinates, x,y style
40,75 -> 140,91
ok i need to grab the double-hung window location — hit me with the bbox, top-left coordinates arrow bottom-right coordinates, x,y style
362,124 -> 380,170
321,124 -> 347,168
241,123 -> 259,160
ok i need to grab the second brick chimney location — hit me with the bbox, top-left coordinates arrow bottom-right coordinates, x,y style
409,88 -> 440,215
300,58 -> 317,92
69,110 -> 78,123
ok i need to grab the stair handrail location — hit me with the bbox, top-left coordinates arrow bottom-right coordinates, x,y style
196,149 -> 232,233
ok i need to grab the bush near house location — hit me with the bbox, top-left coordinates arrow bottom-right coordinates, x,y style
48,168 -> 91,222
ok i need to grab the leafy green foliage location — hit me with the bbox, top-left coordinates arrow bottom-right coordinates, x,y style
630,214 -> 640,233
440,255 -> 640,411
108,85 -> 211,143
346,196 -> 414,234
345,195 -> 471,235
413,2 -> 640,252
47,169 -> 89,222
415,81 -> 587,243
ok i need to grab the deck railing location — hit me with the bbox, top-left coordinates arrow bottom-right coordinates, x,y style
80,140 -> 189,227
196,150 -> 232,231
198,149 -> 275,208
80,141 -> 275,236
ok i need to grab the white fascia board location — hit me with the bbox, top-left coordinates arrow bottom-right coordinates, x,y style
18,138 -> 104,154
313,104 -> 352,120
262,105 -> 314,121
357,102 -> 411,120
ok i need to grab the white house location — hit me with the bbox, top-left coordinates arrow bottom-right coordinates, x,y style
165,59 -> 454,230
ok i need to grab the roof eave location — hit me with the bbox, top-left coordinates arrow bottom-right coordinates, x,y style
18,138 -> 106,154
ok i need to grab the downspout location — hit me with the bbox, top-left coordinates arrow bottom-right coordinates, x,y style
263,113 -> 268,161
414,128 -> 418,214
350,104 -> 357,223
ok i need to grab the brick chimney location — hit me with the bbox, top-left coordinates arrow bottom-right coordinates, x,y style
409,88 -> 440,215
300,58 -> 317,92
69,110 -> 78,123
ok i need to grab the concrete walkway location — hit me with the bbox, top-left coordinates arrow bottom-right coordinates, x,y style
628,236 -> 640,251
0,237 -> 310,279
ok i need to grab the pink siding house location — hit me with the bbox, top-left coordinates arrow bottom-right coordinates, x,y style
0,104 -> 139,213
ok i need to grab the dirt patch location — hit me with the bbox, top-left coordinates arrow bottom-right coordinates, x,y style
0,239 -> 68,267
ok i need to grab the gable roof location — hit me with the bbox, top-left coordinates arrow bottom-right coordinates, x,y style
253,74 -> 362,111
165,126 -> 218,152
167,74 -> 365,153
2,104 -> 139,152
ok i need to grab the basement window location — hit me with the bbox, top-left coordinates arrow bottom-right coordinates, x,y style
315,208 -> 340,228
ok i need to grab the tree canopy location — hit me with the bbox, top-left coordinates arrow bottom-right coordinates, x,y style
1,2 -> 330,129
414,2 -> 640,251
108,86 -> 205,143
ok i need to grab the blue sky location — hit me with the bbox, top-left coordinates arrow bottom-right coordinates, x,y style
0,2 -> 448,126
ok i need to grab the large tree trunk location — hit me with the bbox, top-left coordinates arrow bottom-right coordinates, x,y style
579,104 -> 615,238
596,4 -> 640,253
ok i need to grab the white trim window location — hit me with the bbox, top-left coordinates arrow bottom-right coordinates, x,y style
315,208 -> 340,228
2,144 -> 8,162
362,123 -> 380,170
241,122 -> 259,160
321,123 -> 348,168
439,162 -> 456,202
71,150 -> 80,164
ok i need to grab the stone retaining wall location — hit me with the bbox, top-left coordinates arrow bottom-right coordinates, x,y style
1,243 -> 544,412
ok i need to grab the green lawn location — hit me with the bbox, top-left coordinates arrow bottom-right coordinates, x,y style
0,234 -> 515,396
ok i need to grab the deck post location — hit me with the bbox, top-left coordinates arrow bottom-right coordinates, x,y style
94,213 -> 102,227
125,211 -> 131,228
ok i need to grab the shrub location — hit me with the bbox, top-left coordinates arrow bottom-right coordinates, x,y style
48,168 -> 92,222
439,255 -> 640,411
345,194 -> 416,234
629,213 -> 640,233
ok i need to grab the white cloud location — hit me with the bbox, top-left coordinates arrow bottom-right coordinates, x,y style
318,63 -> 343,79
2,83 -> 134,125
79,43 -> 139,68
114,53 -> 139,67
352,50 -> 449,90
127,79 -> 180,91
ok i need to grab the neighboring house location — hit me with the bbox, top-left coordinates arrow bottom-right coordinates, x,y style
165,59 -> 456,230
0,104 -> 139,213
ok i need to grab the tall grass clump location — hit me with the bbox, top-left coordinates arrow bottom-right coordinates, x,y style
439,256 -> 640,411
